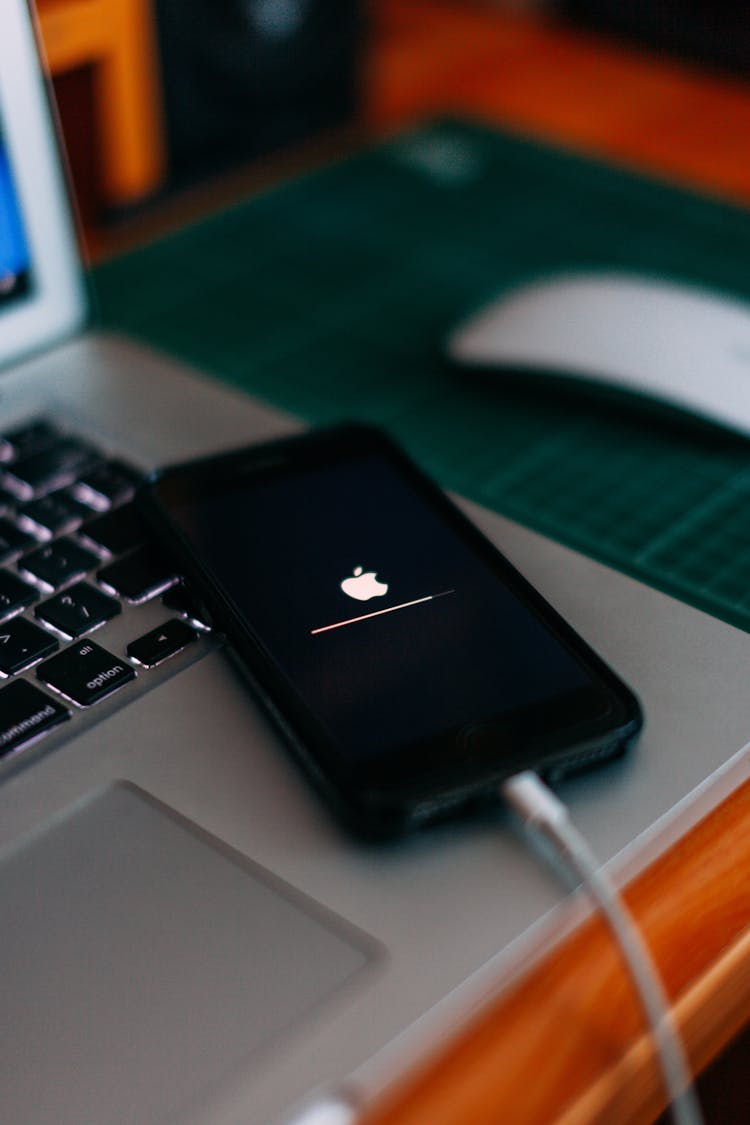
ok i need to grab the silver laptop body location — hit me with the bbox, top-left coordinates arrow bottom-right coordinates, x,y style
4,5 -> 750,1125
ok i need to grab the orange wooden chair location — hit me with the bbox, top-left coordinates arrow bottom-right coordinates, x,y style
36,0 -> 165,207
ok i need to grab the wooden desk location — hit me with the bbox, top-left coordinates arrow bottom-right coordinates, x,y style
365,0 -> 750,207
355,4 -> 750,1123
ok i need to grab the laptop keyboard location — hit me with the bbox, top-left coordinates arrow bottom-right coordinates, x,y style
0,419 -> 213,767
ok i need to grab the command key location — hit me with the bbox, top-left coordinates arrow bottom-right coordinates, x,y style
0,679 -> 70,758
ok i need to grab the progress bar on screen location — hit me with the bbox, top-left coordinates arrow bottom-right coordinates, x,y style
311,590 -> 455,635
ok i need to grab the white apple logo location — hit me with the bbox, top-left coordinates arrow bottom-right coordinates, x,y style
340,566 -> 389,602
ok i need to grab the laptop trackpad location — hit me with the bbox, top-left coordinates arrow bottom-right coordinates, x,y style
1,783 -> 374,1125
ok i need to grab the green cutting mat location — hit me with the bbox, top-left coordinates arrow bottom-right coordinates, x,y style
94,121 -> 750,633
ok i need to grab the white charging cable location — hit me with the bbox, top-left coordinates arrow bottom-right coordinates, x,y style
501,770 -> 703,1125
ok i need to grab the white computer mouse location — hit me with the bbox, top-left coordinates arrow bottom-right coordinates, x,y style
446,272 -> 750,437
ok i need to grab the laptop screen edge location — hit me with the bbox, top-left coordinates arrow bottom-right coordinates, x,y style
0,0 -> 87,373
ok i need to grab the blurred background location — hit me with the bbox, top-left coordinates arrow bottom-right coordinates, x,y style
37,0 -> 750,259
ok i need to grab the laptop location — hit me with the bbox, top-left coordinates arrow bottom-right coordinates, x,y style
7,4 -> 750,1124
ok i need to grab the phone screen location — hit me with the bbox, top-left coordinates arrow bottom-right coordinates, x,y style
162,442 -> 614,766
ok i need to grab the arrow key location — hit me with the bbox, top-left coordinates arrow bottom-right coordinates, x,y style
127,619 -> 198,668
0,617 -> 58,674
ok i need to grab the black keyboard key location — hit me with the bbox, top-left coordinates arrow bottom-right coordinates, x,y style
80,503 -> 147,556
98,545 -> 177,603
0,419 -> 60,462
37,639 -> 135,706
35,582 -> 120,637
0,572 -> 37,619
127,619 -> 198,667
20,538 -> 99,589
5,439 -> 100,498
17,490 -> 91,537
0,517 -> 35,562
74,460 -> 142,509
0,618 -> 58,674
0,679 -> 69,757
0,486 -> 18,514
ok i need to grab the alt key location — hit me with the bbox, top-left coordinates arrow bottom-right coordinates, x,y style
37,639 -> 135,706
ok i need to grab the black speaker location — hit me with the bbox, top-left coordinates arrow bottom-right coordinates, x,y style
154,0 -> 362,183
